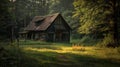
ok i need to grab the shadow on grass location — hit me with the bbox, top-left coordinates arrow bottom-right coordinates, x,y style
18,49 -> 120,67
19,40 -> 71,46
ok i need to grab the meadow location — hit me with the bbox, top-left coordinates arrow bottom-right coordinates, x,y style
2,40 -> 120,67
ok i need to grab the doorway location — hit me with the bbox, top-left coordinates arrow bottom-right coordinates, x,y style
55,30 -> 62,42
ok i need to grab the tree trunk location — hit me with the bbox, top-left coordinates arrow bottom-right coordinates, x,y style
112,0 -> 119,47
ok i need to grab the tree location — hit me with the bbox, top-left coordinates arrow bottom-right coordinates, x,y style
73,0 -> 120,47
0,0 -> 12,42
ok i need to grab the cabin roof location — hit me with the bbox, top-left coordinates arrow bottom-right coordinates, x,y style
24,13 -> 71,31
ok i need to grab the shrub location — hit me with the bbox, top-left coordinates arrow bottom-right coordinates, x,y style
98,33 -> 115,47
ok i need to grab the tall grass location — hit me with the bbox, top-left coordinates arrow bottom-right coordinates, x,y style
71,35 -> 100,46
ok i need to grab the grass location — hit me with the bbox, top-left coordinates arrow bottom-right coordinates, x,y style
20,45 -> 120,67
18,40 -> 71,46
1,40 -> 120,67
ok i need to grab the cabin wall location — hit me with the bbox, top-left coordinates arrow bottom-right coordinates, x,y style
25,31 -> 47,41
46,15 -> 70,42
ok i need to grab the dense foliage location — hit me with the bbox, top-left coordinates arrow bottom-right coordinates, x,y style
73,0 -> 120,47
0,0 -> 12,41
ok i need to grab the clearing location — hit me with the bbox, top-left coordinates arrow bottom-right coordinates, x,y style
11,40 -> 120,67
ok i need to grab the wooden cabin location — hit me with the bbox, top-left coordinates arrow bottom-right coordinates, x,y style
20,13 -> 71,42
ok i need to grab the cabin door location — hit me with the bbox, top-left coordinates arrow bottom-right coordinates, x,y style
55,30 -> 62,42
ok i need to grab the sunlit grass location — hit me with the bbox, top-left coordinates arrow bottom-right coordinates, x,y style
15,40 -> 120,67
17,44 -> 120,67
1,40 -> 119,67
21,44 -> 120,61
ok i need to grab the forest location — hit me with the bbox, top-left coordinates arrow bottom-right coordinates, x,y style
0,0 -> 120,67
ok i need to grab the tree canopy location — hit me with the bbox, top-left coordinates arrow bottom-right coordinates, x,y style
73,0 -> 120,47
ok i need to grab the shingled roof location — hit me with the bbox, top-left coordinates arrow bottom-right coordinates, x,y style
25,13 -> 71,31
25,13 -> 59,31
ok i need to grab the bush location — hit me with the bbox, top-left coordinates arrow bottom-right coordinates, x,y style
79,35 -> 100,46
98,33 -> 115,47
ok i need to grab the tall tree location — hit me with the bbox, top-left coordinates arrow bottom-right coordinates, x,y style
73,0 -> 120,47
0,0 -> 12,42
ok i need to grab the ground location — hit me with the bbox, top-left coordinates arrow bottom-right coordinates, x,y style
2,40 -> 120,67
